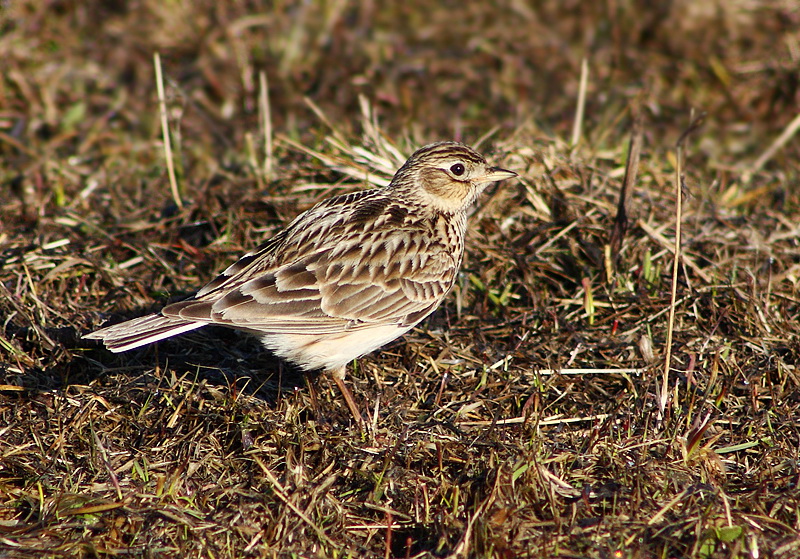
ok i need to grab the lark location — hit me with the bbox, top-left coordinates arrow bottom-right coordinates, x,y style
85,141 -> 517,424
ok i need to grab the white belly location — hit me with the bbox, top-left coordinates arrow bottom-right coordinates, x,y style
259,323 -> 416,372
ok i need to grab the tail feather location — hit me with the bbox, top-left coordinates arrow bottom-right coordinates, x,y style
84,313 -> 206,353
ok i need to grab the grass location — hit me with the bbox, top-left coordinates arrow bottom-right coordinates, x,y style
2,1 -> 800,557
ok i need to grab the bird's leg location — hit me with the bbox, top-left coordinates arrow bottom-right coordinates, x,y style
330,366 -> 365,428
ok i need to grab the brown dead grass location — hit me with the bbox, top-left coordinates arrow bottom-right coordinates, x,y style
2,1 -> 800,557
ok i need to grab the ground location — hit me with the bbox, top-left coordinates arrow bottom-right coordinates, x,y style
2,1 -> 800,557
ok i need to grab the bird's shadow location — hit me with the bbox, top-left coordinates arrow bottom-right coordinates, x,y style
74,323 -> 318,409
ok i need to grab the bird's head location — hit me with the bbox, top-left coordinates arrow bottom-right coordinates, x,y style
391,141 -> 517,214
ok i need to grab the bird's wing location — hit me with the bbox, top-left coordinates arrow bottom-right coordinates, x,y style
163,193 -> 461,335
190,189 -> 379,300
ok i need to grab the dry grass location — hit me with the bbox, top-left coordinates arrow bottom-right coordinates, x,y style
2,1 -> 800,557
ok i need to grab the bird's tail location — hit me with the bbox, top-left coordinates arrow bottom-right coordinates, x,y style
83,314 -> 206,353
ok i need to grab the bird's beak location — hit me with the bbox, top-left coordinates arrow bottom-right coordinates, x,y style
479,167 -> 518,183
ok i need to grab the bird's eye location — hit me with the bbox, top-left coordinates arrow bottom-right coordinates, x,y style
450,163 -> 465,176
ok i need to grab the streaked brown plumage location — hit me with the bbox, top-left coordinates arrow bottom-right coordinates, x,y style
85,141 -> 517,424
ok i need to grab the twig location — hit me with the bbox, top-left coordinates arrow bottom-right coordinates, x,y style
636,219 -> 711,284
536,367 -> 645,375
660,112 -> 705,416
91,423 -> 123,501
259,70 -> 273,182
153,53 -> 182,209
749,111 -> 800,176
254,456 -> 336,548
303,96 -> 346,144
450,466 -> 500,558
571,58 -> 589,148
607,106 -> 644,276
457,413 -> 611,427
644,488 -> 690,528
358,94 -> 402,164
278,134 -> 393,186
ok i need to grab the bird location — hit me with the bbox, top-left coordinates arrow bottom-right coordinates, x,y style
85,141 -> 517,425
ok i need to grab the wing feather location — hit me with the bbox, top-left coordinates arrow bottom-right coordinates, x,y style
160,190 -> 462,336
